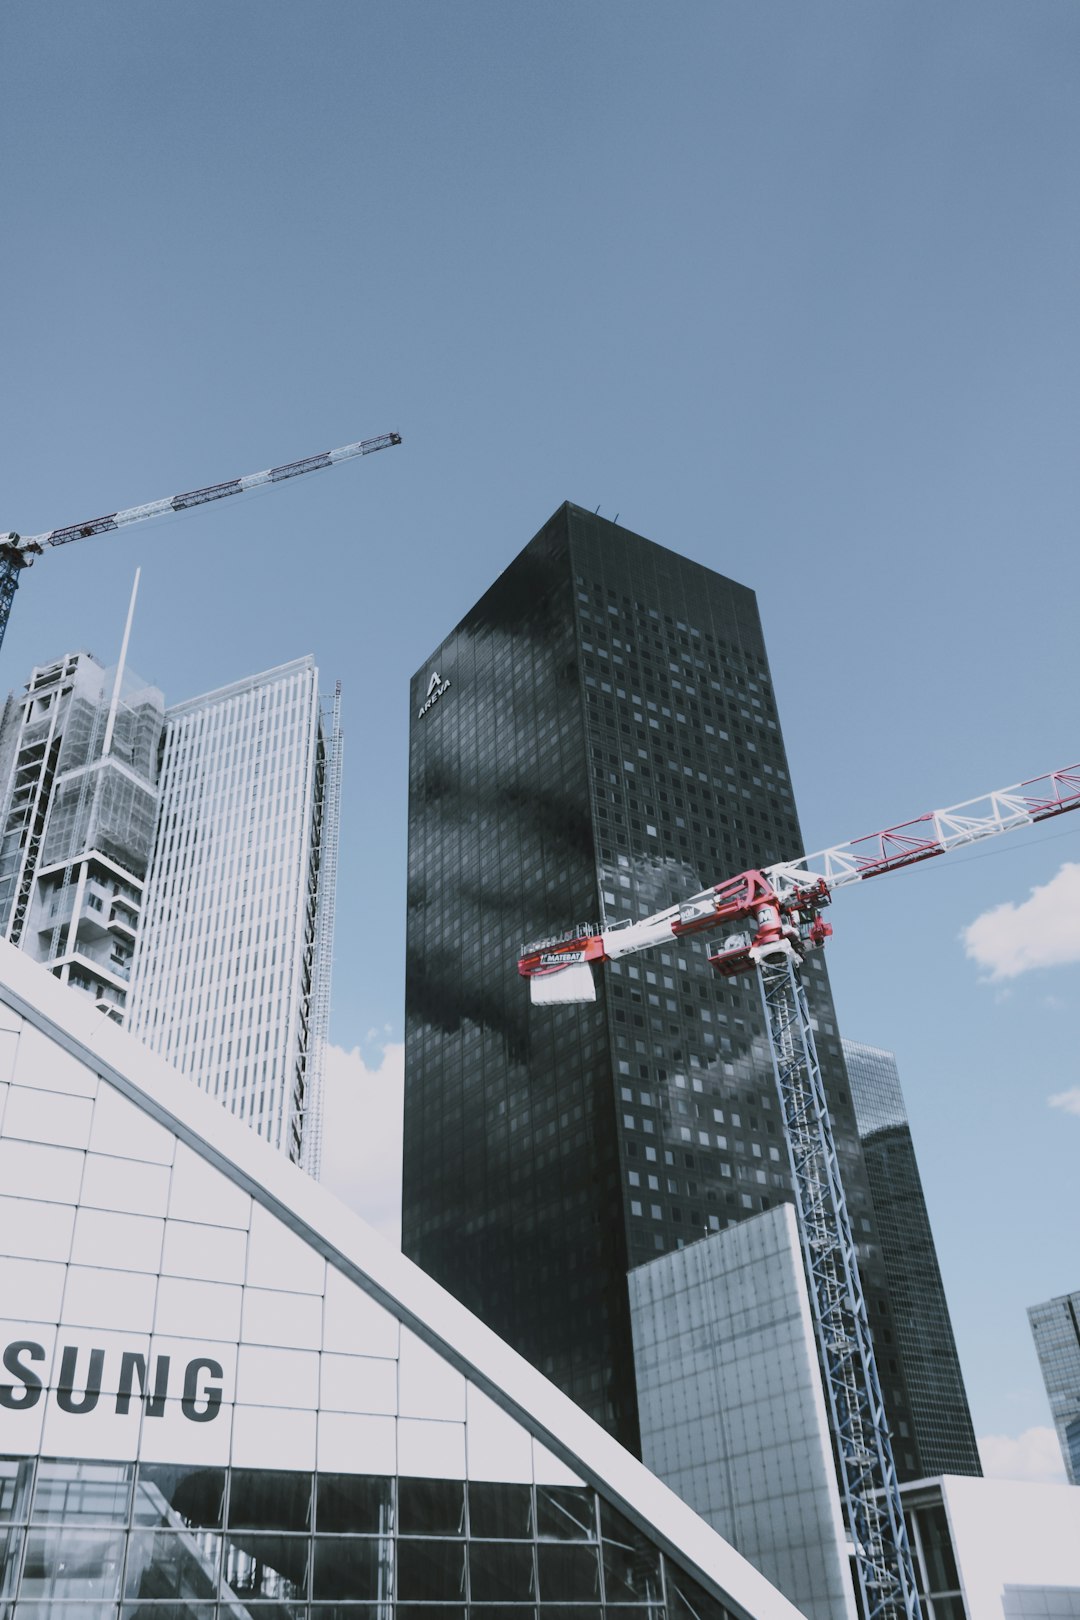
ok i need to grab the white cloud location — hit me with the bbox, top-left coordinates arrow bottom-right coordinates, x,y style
319,1041 -> 404,1246
978,1426 -> 1067,1485
962,862 -> 1080,981
1049,1087 -> 1080,1118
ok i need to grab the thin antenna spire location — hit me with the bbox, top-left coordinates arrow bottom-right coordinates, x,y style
102,568 -> 140,757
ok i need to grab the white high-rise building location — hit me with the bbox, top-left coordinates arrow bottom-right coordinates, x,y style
0,631 -> 341,1173
0,648 -> 165,1019
126,656 -> 341,1174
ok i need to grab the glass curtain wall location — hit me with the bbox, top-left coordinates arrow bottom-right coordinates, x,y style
0,1456 -> 736,1620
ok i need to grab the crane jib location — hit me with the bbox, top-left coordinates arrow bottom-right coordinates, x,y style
270,453 -> 333,482
171,480 -> 244,511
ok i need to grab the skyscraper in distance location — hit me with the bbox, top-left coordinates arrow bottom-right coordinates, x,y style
1028,1288 -> 1080,1485
127,656 -> 341,1172
403,502 -> 920,1466
842,1039 -> 981,1478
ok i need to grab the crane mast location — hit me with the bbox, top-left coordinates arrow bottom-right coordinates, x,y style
0,429 -> 402,653
519,760 -> 1080,1620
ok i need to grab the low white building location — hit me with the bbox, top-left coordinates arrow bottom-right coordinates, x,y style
901,1474 -> 1080,1620
0,941 -> 804,1620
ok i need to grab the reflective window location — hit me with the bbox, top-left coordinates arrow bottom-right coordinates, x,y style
537,1542 -> 600,1602
468,1482 -> 532,1540
133,1463 -> 225,1530
398,1478 -> 465,1537
229,1469 -> 313,1532
223,1532 -> 310,1599
124,1526 -> 221,1600
312,1536 -> 393,1601
599,1502 -> 662,1603
31,1460 -> 131,1524
469,1539 -> 535,1602
0,1459 -> 32,1524
397,1537 -> 467,1601
317,1474 -> 395,1535
20,1528 -> 125,1600
0,1455 -> 739,1620
536,1487 -> 596,1542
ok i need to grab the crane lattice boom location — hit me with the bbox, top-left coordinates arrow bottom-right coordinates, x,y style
0,428 -> 402,653
519,760 -> 1080,990
2,431 -> 401,555
517,755 -> 1080,1620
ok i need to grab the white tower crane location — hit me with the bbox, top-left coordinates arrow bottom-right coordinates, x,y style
519,760 -> 1080,1620
0,429 -> 402,651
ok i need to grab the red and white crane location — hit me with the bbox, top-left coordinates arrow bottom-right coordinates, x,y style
519,760 -> 1080,1620
0,429 -> 402,653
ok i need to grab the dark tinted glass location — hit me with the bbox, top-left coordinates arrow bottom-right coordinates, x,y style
317,1473 -> 394,1534
17,1608 -> 120,1620
0,1526 -> 21,1595
222,1533 -> 309,1600
535,1487 -> 596,1541
398,1477 -> 465,1536
397,1537 -> 467,1600
468,1481 -> 533,1539
123,1528 -> 221,1599
396,1609 -> 466,1620
665,1567 -> 733,1620
536,1542 -> 600,1602
599,1502 -> 662,1602
228,1469 -> 312,1531
475,1609 -> 539,1620
19,1528 -> 125,1599
310,1608 -> 384,1620
133,1464 -> 225,1529
310,1608 -> 385,1620
917,1504 -> 960,1593
538,1609 -> 603,1620
31,1460 -> 131,1523
469,1540 -> 535,1602
311,1536 -> 392,1601
0,1459 -> 33,1523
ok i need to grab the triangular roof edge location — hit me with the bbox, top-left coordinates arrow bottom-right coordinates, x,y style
0,942 -> 803,1620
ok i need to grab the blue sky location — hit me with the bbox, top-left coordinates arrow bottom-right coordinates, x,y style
3,1 -> 1078,1475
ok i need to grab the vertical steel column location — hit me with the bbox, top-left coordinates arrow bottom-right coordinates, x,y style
756,951 -> 922,1620
0,549 -> 25,654
301,679 -> 343,1182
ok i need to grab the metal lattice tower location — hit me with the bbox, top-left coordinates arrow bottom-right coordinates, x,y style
519,761 -> 1080,1620
758,954 -> 921,1620
300,679 -> 343,1181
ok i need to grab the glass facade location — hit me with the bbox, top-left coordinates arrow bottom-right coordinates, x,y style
0,651 -> 164,1021
126,658 -> 340,1172
1028,1290 -> 1080,1486
403,505 -> 916,1466
903,1495 -> 967,1620
0,1457 -> 737,1620
843,1041 -> 981,1479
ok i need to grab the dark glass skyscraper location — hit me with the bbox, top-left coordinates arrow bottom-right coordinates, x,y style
843,1040 -> 981,1479
404,504 -> 919,1467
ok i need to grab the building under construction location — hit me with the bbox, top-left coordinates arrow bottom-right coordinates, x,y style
0,649 -> 164,1017
0,643 -> 341,1173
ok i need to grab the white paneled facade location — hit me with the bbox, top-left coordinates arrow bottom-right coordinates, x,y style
629,1206 -> 856,1620
125,658 -> 336,1170
0,944 -> 803,1620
